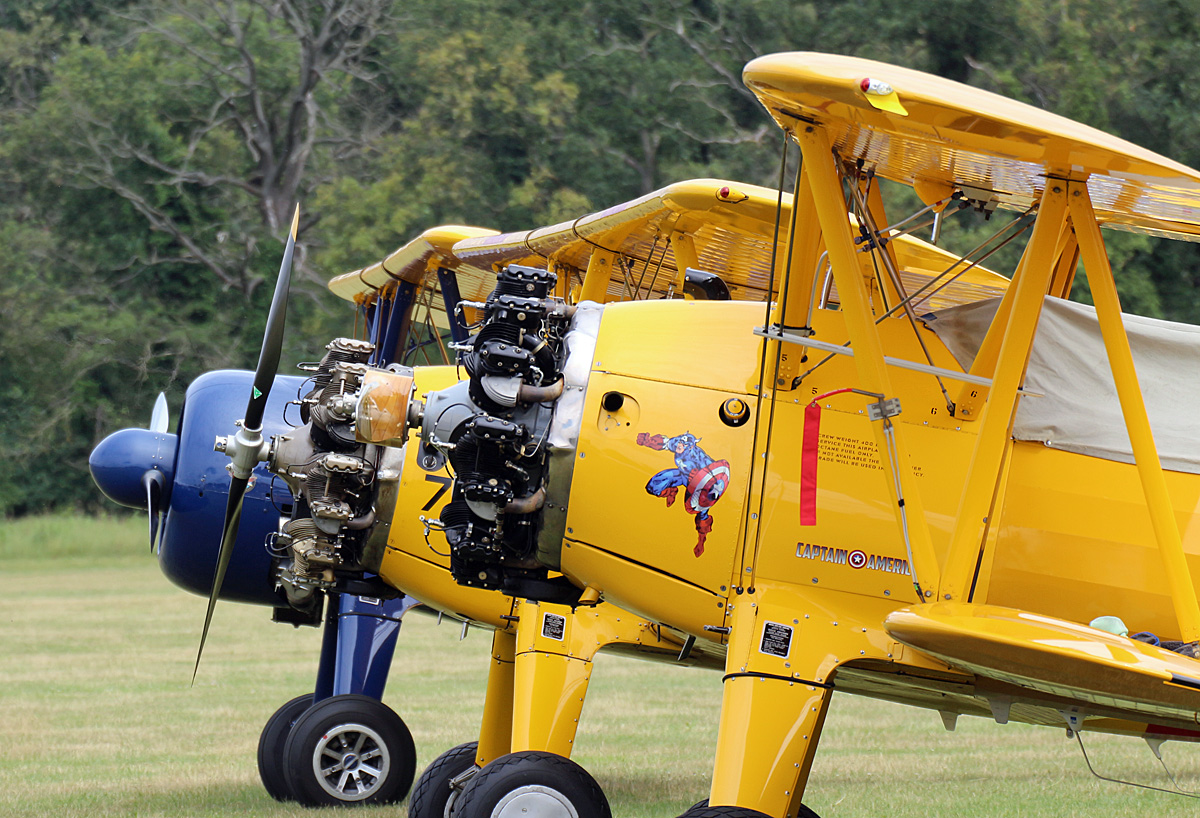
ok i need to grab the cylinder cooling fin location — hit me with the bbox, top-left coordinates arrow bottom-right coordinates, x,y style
418,264 -> 588,603
264,337 -> 417,611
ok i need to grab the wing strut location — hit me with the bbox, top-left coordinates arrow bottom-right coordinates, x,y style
939,185 -> 1066,603
795,123 -> 940,599
1068,180 -> 1200,643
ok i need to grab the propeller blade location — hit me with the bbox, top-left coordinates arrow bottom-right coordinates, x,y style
246,206 -> 300,431
193,206 -> 298,682
193,476 -> 247,684
142,469 -> 165,553
150,392 -> 169,433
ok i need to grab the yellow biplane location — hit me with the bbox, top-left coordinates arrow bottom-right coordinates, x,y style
309,178 -> 1006,815
91,49 -> 1200,818
92,172 -> 998,809
377,52 -> 1200,818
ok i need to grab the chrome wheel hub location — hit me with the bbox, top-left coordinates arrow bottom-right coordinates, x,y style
310,721 -> 390,802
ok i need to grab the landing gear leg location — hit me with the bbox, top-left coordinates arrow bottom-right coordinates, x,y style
454,599 -> 696,817
706,583 -> 836,818
510,599 -> 595,755
477,627 -> 517,765
410,628 -> 518,818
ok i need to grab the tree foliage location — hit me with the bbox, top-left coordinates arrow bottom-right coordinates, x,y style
4,0 -> 1200,514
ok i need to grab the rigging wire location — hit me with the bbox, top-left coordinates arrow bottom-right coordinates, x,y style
882,207 -> 1038,320
642,232 -> 671,300
790,203 -> 1037,391
632,233 -> 661,299
846,165 -> 954,414
737,131 -> 792,594
747,151 -> 806,589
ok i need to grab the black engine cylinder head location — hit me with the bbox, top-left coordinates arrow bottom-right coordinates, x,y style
492,265 -> 557,301
486,294 -> 547,331
467,414 -> 527,444
460,321 -> 521,382
475,341 -> 534,376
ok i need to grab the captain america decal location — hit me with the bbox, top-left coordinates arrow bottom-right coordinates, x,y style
636,431 -> 731,557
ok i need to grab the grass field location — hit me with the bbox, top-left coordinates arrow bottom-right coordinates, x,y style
4,514 -> 1200,817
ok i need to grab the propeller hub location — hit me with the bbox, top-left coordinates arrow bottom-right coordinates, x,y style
89,428 -> 177,509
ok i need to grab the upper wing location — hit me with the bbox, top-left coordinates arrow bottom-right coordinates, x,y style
744,52 -> 1200,242
329,178 -> 1008,313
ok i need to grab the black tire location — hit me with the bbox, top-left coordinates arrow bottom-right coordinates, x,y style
282,693 -> 417,807
408,741 -> 479,818
453,750 -> 611,818
678,802 -> 810,818
257,693 -> 314,801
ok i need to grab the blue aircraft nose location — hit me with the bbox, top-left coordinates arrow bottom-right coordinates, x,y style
89,427 -> 178,509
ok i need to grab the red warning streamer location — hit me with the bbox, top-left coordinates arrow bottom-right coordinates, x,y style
800,388 -> 857,526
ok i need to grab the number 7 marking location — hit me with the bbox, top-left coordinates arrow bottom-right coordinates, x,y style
422,474 -> 452,511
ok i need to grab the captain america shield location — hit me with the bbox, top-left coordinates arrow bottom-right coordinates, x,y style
684,459 -> 731,514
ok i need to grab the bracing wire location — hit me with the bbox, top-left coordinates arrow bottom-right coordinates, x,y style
1074,731 -> 1200,799
738,131 -> 792,593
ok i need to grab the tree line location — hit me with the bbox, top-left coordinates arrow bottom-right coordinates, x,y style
3,0 -> 1198,515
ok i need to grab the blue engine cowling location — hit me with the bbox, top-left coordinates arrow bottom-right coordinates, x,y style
90,369 -> 307,607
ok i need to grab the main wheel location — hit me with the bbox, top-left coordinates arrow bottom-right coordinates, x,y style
282,693 -> 417,807
678,803 -> 815,818
408,741 -> 479,818
257,693 -> 314,801
453,750 -> 610,818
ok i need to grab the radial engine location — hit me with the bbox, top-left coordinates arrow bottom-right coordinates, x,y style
245,337 -> 418,613
256,263 -> 594,609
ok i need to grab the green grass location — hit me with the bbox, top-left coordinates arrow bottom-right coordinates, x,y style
4,514 -> 1200,817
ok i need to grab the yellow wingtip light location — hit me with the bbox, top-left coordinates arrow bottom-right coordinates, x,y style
715,185 -> 749,204
289,204 -> 300,241
860,77 -> 908,116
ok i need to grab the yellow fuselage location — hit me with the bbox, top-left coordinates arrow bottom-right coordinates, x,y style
561,297 -> 1200,692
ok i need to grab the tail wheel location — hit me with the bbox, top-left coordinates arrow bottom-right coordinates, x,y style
409,741 -> 479,818
282,693 -> 416,807
256,693 -> 313,801
452,750 -> 610,818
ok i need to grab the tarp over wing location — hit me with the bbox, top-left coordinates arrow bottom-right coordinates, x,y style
927,296 -> 1200,474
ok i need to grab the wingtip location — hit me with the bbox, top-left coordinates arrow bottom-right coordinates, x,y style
290,205 -> 300,241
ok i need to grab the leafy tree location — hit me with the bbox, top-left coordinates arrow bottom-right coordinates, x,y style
10,0 -> 1200,514
0,0 -> 400,513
